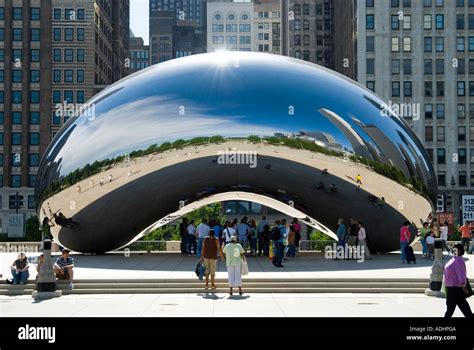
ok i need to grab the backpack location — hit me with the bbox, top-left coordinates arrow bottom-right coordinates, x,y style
271,227 -> 281,241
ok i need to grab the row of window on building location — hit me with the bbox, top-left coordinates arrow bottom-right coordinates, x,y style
292,3 -> 330,16
0,195 -> 37,210
0,7 -> 41,21
0,132 -> 40,146
0,174 -> 38,190
212,36 -> 251,45
366,0 -> 474,8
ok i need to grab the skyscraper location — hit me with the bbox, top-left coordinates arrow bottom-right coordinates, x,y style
129,32 -> 150,73
0,0 -> 52,233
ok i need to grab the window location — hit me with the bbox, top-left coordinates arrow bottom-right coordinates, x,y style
0,7 -> 4,20
65,9 -> 75,20
12,28 -> 22,41
77,69 -> 85,83
470,81 -> 474,96
436,37 -> 444,52
392,0 -> 400,6
437,148 -> 445,164
459,171 -> 467,187
64,49 -> 73,62
11,153 -> 21,166
77,90 -> 85,103
53,90 -> 61,104
31,49 -> 40,62
392,37 -> 399,51
424,37 -> 432,52
392,59 -> 401,74
403,59 -> 411,75
0,112 -> 3,124
403,15 -> 411,29
31,28 -> 40,41
438,171 -> 446,187
53,69 -> 61,83
53,28 -> 61,41
12,7 -> 22,20
404,81 -> 412,97
0,132 -> 3,144
77,49 -> 85,62
459,127 -> 466,142
459,149 -> 467,165
12,91 -> 22,104
0,28 -> 4,41
64,90 -> 73,103
12,70 -> 22,83
12,49 -> 22,62
0,49 -> 4,62
65,69 -> 74,83
30,91 -> 40,104
28,196 -> 36,209
366,81 -> 375,92
457,14 -> 465,29
294,20 -> 301,30
425,59 -> 432,75
366,15 -> 374,29
30,70 -> 40,83
29,133 -> 39,145
425,126 -> 433,142
457,37 -> 465,52
366,36 -> 374,52
366,59 -> 375,74
392,81 -> 400,97
77,9 -> 85,20
424,15 -> 432,29
0,91 -> 3,103
435,14 -> 444,29
11,176 -> 21,188
29,154 -> 39,167
53,48 -> 61,62
12,132 -> 22,145
31,8 -> 40,21
437,82 -> 444,96
391,15 -> 399,30
470,37 -> 474,51
77,28 -> 84,41
403,37 -> 411,51
459,104 -> 466,119
65,28 -> 73,41
30,112 -> 40,125
437,104 -> 445,118
53,8 -> 61,20
436,59 -> 444,74
458,81 -> 466,96
303,20 -> 309,30
12,112 -> 21,124
0,70 -> 3,83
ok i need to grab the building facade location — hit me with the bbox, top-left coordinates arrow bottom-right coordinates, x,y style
0,0 -> 52,234
357,0 -> 474,222
129,34 -> 150,73
207,1 -> 254,52
253,0 -> 281,54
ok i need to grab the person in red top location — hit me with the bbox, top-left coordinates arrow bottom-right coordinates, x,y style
400,221 -> 411,263
459,221 -> 472,254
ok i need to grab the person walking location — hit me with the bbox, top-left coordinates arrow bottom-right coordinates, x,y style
357,222 -> 372,260
223,236 -> 245,296
179,217 -> 189,254
187,219 -> 197,256
292,218 -> 301,254
400,221 -> 411,263
459,222 -> 472,254
443,243 -> 473,318
440,221 -> 450,254
336,218 -> 347,247
196,219 -> 210,259
419,222 -> 430,258
201,229 -> 223,290
257,216 -> 268,256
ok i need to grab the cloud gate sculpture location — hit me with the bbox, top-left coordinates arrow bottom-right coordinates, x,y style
36,52 -> 437,253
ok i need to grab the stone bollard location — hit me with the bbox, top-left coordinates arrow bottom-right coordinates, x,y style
32,239 -> 62,299
425,238 -> 445,297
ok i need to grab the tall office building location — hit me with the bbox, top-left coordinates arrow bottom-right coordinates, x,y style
0,0 -> 52,233
253,0 -> 281,54
207,1 -> 254,52
129,33 -> 150,73
285,0 -> 334,68
150,0 -> 205,64
357,0 -> 474,221
51,0 -> 129,137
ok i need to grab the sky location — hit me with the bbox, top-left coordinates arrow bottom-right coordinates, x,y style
130,0 -> 149,45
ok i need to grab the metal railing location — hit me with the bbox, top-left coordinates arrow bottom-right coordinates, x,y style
298,240 -> 336,252
115,240 -> 168,252
0,242 -> 42,253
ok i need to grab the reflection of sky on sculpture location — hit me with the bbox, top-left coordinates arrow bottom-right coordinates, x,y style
44,52 -> 433,182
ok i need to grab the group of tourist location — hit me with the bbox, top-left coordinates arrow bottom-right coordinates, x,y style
9,249 -> 75,289
335,218 -> 372,260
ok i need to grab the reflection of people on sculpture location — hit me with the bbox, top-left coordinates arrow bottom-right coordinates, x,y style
321,168 -> 328,175
41,217 -> 54,241
329,184 -> 338,194
53,212 -> 79,229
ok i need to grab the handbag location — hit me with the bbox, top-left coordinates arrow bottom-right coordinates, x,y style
241,256 -> 249,276
464,278 -> 472,298
195,261 -> 205,280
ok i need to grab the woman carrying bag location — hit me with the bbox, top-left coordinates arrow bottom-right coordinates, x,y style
443,243 -> 473,318
223,236 -> 245,296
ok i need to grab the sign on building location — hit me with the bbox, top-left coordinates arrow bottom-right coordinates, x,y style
7,214 -> 25,238
437,212 -> 455,235
461,195 -> 474,222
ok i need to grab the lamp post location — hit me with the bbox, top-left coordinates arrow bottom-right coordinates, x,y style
425,238 -> 444,297
32,239 -> 62,299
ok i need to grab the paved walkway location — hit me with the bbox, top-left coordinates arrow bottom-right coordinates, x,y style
1,251 -> 473,280
1,293 -> 473,317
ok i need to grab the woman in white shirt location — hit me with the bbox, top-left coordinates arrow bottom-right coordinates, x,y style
439,221 -> 450,253
357,222 -> 372,260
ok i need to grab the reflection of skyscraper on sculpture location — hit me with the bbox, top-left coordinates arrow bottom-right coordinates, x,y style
318,108 -> 372,159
